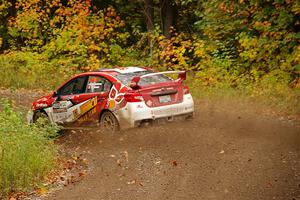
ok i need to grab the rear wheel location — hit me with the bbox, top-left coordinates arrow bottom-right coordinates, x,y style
185,112 -> 194,120
100,111 -> 119,133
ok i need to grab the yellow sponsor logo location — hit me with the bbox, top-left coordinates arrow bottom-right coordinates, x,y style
80,96 -> 97,114
78,107 -> 97,122
108,99 -> 115,109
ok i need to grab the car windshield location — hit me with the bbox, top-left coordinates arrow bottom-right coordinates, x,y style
115,71 -> 173,86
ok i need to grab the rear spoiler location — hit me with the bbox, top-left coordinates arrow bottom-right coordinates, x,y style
130,71 -> 186,89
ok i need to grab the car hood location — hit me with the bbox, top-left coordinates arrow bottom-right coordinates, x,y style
32,93 -> 55,110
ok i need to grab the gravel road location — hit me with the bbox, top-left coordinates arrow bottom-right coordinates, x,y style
1,89 -> 299,200
49,100 -> 299,200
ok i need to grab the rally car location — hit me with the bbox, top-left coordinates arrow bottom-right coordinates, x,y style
27,67 -> 194,132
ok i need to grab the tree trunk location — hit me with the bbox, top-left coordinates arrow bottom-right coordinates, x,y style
145,0 -> 154,32
8,0 -> 17,17
144,0 -> 154,58
160,0 -> 175,39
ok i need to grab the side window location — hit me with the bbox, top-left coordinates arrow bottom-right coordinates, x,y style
86,76 -> 112,93
58,76 -> 87,95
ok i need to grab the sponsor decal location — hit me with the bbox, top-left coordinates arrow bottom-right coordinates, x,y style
78,107 -> 97,123
53,101 -> 70,109
146,100 -> 153,107
137,105 -> 143,109
52,112 -> 68,122
80,96 -> 97,114
53,108 -> 67,113
53,100 -> 73,113
36,103 -> 48,108
52,96 -> 98,123
107,82 -> 127,110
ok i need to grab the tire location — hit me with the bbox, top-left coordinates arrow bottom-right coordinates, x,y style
100,111 -> 119,133
185,112 -> 194,120
33,111 -> 50,124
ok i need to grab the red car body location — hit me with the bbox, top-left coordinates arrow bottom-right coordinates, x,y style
28,67 -> 194,131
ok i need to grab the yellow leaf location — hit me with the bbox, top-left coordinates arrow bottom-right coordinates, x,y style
38,187 -> 48,195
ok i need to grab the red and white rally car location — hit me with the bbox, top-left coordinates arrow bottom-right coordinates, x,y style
28,67 -> 194,131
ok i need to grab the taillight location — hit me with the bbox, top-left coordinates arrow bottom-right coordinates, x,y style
183,85 -> 190,94
124,93 -> 144,102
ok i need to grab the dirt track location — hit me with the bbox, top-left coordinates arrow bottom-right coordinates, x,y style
1,90 -> 300,200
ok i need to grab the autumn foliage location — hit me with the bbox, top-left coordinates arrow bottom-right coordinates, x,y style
0,0 -> 299,107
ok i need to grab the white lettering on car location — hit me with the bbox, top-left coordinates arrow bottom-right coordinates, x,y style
36,103 -> 48,108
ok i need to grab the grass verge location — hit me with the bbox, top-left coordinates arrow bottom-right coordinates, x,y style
0,100 -> 58,198
187,76 -> 300,116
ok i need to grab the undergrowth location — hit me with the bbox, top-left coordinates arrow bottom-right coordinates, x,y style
0,100 -> 58,197
187,70 -> 300,115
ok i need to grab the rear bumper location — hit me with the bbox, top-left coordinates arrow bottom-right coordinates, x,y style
115,94 -> 194,129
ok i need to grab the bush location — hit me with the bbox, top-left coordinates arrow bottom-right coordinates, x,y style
0,51 -> 77,90
0,100 -> 57,197
187,69 -> 300,114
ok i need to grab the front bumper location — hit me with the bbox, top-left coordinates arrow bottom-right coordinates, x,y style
27,110 -> 34,125
115,94 -> 194,129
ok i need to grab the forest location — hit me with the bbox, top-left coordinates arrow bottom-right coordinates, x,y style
0,0 -> 299,101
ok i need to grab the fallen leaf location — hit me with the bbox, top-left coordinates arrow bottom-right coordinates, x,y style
38,187 -> 48,195
82,158 -> 89,165
117,159 -> 121,166
171,160 -> 177,166
79,171 -> 86,177
266,182 -> 273,188
72,155 -> 78,160
123,151 -> 129,162
127,180 -> 136,185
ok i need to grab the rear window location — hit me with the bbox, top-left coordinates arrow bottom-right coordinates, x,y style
115,71 -> 173,86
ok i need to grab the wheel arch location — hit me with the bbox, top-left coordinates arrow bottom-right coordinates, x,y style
99,109 -> 119,122
99,109 -> 120,132
33,109 -> 49,123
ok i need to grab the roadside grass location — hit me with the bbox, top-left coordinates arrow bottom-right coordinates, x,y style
0,100 -> 58,198
187,77 -> 300,116
0,51 -> 76,90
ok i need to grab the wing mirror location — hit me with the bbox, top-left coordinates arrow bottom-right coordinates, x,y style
53,91 -> 62,101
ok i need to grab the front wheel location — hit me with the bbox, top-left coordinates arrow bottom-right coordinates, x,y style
100,111 -> 119,133
33,111 -> 50,124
